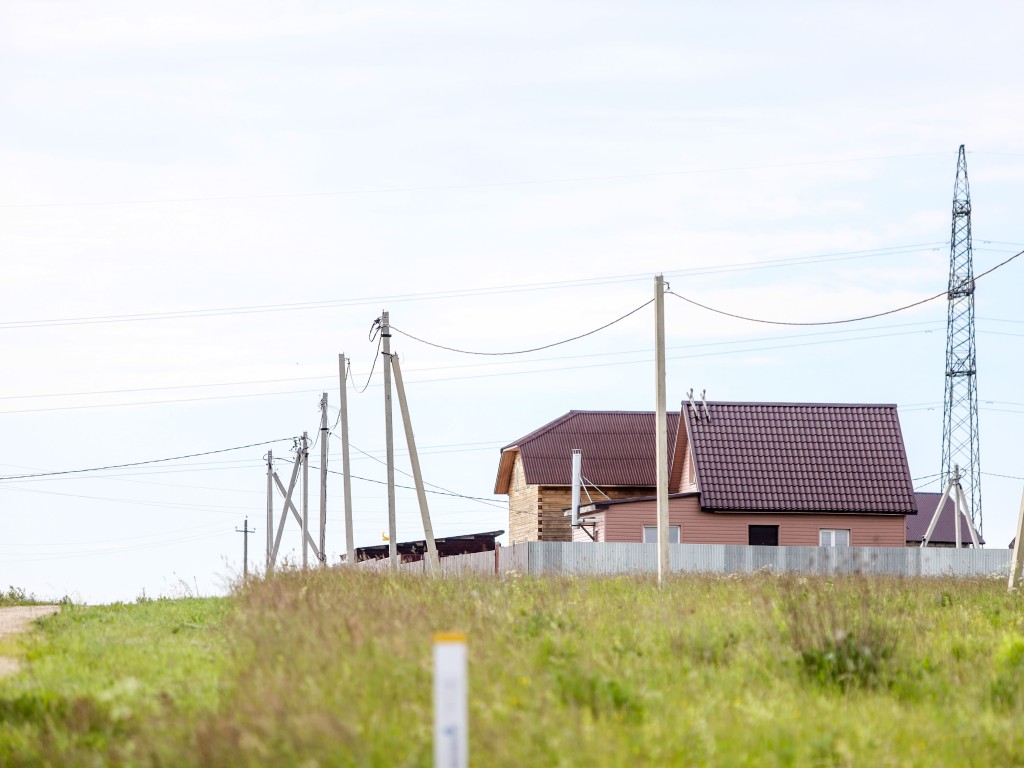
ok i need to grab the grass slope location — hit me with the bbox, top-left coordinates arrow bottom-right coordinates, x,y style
1,572 -> 1023,766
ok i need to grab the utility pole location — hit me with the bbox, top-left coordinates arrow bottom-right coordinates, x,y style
319,392 -> 329,565
1008,485 -> 1024,592
391,353 -> 440,574
339,354 -> 355,566
654,274 -> 670,587
941,145 -> 983,536
236,517 -> 256,580
301,431 -> 310,569
381,312 -> 398,571
265,450 -> 273,573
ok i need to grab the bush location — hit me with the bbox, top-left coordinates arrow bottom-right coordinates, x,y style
777,576 -> 897,690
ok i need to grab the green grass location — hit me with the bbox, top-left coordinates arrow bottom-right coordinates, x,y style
0,586 -> 67,607
2,573 -> 1023,766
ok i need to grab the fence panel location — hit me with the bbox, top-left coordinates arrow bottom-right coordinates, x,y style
513,542 -> 1009,578
357,543 -> 1009,578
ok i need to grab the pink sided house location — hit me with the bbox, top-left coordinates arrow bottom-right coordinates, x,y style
496,401 -> 919,547
573,401 -> 917,547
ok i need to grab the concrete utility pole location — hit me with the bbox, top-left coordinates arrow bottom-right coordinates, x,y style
301,431 -> 310,569
391,353 -> 440,574
339,354 -> 355,566
654,274 -> 670,587
319,392 -> 329,565
1008,486 -> 1024,592
265,450 -> 273,572
381,312 -> 398,570
236,517 -> 256,580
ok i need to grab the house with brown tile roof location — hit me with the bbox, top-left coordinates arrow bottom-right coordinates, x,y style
494,411 -> 679,543
497,402 -> 920,547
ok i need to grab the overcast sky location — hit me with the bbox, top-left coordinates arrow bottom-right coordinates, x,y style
2,1 -> 1023,603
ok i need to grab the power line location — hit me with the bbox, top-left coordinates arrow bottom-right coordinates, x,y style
0,438 -> 293,482
0,316 -> 953,404
0,150 -> 950,209
0,242 -> 945,331
667,249 -> 1024,327
0,322 -> 965,415
982,471 -> 1024,481
391,298 -> 654,356
273,457 -> 504,508
339,437 -> 505,506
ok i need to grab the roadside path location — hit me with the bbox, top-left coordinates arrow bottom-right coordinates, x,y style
0,605 -> 61,678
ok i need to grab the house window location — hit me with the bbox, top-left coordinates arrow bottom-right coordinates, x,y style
643,525 -> 680,544
820,529 -> 850,547
748,525 -> 779,546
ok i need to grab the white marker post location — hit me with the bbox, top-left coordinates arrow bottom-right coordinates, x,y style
433,632 -> 468,768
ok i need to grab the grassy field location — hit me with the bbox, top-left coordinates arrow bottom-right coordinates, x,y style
1,571 -> 1023,766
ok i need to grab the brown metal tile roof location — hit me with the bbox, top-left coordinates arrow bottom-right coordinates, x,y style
908,492 -> 983,545
504,410 -> 681,487
686,402 -> 916,513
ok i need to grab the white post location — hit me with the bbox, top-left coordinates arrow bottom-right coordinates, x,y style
339,354 -> 356,566
570,449 -> 582,529
654,274 -> 670,586
391,353 -> 440,574
954,465 -> 962,550
1008,486 -> 1024,592
266,450 -> 273,572
956,484 -> 981,548
319,393 -> 328,565
382,312 -> 398,571
434,632 -> 468,768
302,431 -> 310,569
921,478 -> 955,547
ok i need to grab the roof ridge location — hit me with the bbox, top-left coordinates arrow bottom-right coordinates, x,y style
685,401 -> 900,408
502,409 -> 681,451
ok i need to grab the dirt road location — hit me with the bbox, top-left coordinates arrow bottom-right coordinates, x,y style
0,605 -> 61,678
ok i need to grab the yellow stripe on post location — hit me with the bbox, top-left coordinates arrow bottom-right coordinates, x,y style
433,632 -> 467,644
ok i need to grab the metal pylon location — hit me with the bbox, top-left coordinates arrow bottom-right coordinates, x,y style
940,145 -> 982,536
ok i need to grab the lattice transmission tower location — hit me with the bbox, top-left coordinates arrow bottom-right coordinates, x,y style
940,144 -> 982,535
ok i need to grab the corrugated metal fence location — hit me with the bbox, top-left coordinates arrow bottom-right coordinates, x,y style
360,542 -> 1010,578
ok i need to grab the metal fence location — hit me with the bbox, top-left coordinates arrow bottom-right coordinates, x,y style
356,542 -> 1010,578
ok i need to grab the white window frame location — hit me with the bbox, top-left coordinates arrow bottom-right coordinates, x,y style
643,525 -> 680,544
819,529 -> 851,547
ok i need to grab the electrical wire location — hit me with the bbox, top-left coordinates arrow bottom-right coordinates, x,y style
0,150 -> 950,210
667,249 -> 1024,327
353,336 -> 382,393
340,437 -> 505,505
0,242 -> 950,332
391,298 -> 654,356
0,438 -> 294,482
982,471 -> 1024,481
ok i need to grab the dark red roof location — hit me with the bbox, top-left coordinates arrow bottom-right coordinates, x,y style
908,492 -> 983,545
686,402 -> 916,513
503,410 -> 680,487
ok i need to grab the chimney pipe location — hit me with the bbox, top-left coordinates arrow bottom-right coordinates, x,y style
571,449 -> 582,528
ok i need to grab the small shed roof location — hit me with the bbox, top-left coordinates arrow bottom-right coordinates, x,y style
354,530 -> 504,561
907,492 -> 983,545
494,410 -> 681,493
685,401 -> 917,514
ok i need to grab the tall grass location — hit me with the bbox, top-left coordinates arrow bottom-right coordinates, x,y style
2,571 -> 1023,766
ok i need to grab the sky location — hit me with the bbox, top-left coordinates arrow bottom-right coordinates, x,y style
1,1 -> 1022,603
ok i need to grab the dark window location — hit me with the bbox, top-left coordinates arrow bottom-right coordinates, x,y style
748,525 -> 779,546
